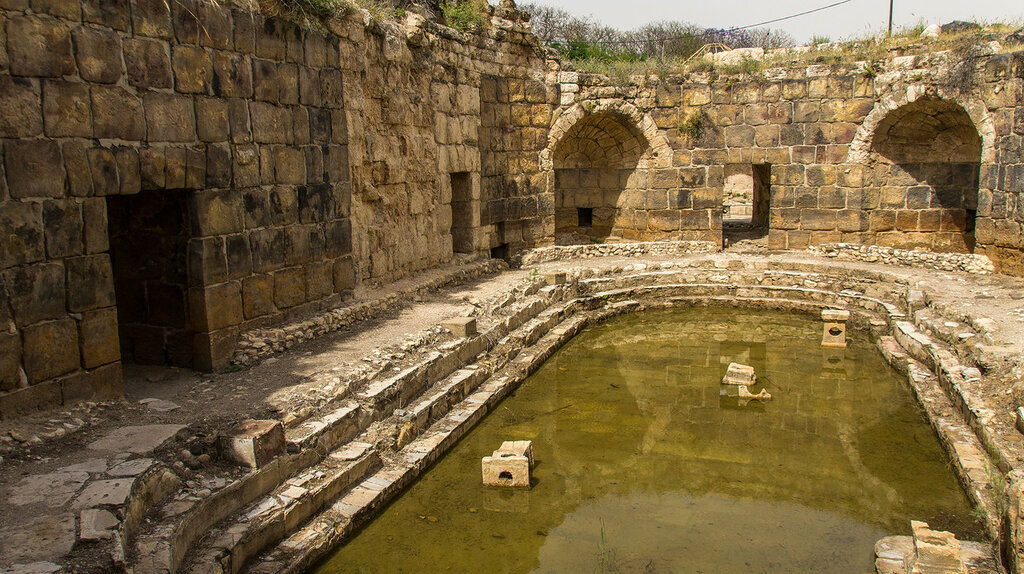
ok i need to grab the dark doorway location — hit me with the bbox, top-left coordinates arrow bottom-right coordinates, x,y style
723,164 -> 771,248
450,172 -> 474,254
106,191 -> 193,367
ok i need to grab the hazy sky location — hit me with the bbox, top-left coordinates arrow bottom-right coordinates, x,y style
533,0 -> 1024,43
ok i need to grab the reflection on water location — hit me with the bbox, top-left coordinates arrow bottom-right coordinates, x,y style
316,308 -> 981,573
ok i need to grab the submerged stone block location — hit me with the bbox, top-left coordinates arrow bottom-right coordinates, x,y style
482,440 -> 532,488
722,362 -> 755,386
821,308 -> 850,348
218,419 -> 285,469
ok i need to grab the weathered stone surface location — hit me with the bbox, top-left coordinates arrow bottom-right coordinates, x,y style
441,316 -> 477,337
71,478 -> 134,510
481,440 -> 532,488
65,255 -> 115,312
172,44 -> 212,93
22,318 -> 79,383
87,424 -> 186,453
42,80 -> 91,137
0,200 -> 45,267
0,331 -> 22,391
72,25 -> 124,83
0,75 -> 42,138
82,0 -> 131,31
191,189 -> 243,235
273,266 -> 306,309
79,508 -> 119,541
87,146 -> 119,196
191,281 -> 243,331
4,263 -> 65,326
242,274 -> 275,319
42,199 -> 83,258
4,139 -> 65,198
79,307 -> 120,368
144,92 -> 197,142
124,37 -> 173,89
218,419 -> 285,468
7,14 -> 73,77
91,86 -> 145,140
131,0 -> 174,39
0,514 -> 75,565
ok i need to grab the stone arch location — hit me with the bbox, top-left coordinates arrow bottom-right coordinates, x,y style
848,86 -> 995,164
543,101 -> 674,244
852,91 -> 986,253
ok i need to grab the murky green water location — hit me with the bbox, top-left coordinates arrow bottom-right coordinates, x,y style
316,308 -> 981,574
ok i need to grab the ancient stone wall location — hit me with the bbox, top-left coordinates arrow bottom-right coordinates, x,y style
0,0 -> 355,414
544,49 -> 1024,270
333,11 -> 548,282
0,0 -> 550,416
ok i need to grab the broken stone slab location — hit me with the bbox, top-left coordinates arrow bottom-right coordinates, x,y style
8,471 -> 90,507
79,508 -> 119,541
87,424 -> 186,454
481,440 -> 532,488
107,457 -> 156,477
218,420 -> 285,469
908,520 -> 967,574
441,316 -> 477,338
71,478 -> 135,510
722,362 -> 755,386
59,458 -> 109,474
140,398 -> 181,412
2,562 -> 62,574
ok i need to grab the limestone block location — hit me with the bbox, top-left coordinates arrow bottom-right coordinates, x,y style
442,317 -> 477,338
72,479 -> 134,510
0,200 -> 45,267
722,362 -> 755,386
171,44 -> 211,94
144,92 -> 196,143
131,0 -> 174,39
4,263 -> 66,327
79,508 -> 119,541
482,440 -> 532,488
22,319 -> 79,383
907,521 -> 967,574
79,308 -> 121,369
72,26 -> 123,84
821,308 -> 850,348
5,139 -> 65,198
7,14 -> 74,78
543,272 -> 566,285
65,255 -> 115,312
91,85 -> 144,141
42,80 -> 91,138
218,420 -> 286,469
124,38 -> 172,89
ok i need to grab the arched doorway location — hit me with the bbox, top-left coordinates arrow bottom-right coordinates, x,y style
552,111 -> 651,244
868,97 -> 981,252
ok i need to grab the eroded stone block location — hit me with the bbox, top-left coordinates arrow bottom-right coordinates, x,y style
442,316 -> 477,338
822,308 -> 850,348
481,440 -> 532,488
218,419 -> 285,469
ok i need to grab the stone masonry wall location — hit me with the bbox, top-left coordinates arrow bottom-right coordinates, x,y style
0,0 -> 353,416
544,48 -> 1024,269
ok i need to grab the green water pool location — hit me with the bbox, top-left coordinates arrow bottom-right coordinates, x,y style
315,307 -> 982,573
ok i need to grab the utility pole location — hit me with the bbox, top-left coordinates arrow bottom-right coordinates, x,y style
887,0 -> 894,37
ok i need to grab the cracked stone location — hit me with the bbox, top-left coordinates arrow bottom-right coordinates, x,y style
79,508 -> 119,541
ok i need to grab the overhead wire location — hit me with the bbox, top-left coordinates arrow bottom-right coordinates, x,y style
572,0 -> 856,45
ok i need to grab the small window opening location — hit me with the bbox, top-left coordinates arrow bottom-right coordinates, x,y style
499,471 -> 513,481
490,243 -> 508,261
577,207 -> 593,228
828,327 -> 843,336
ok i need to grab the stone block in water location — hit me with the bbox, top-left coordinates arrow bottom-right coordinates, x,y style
482,440 -> 532,488
722,362 -> 755,386
821,308 -> 850,348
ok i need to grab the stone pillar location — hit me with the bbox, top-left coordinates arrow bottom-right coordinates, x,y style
821,309 -> 850,348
